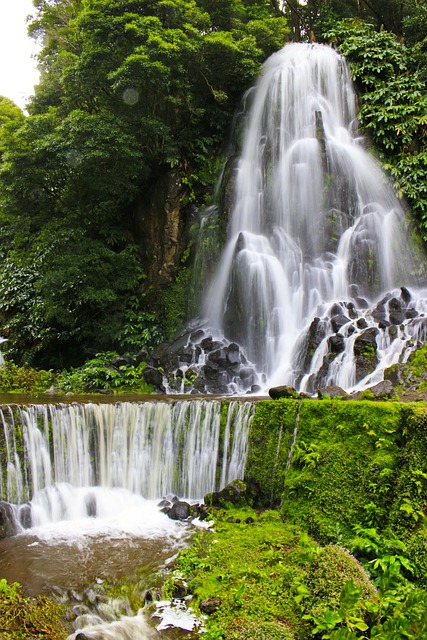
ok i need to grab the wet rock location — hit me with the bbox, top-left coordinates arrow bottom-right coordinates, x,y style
85,493 -> 97,518
18,503 -> 32,529
200,597 -> 222,614
142,366 -> 165,391
388,297 -> 403,312
331,314 -> 350,333
298,316 -> 327,372
192,503 -> 209,521
0,501 -> 18,538
328,334 -> 345,354
365,380 -> 395,399
172,578 -> 190,599
268,385 -> 299,399
355,297 -> 369,309
354,328 -> 379,382
354,328 -> 378,356
356,318 -> 368,329
167,501 -> 191,521
405,308 -> 418,319
372,306 -> 386,323
317,385 -> 348,399
401,287 -> 412,304
389,311 -> 405,325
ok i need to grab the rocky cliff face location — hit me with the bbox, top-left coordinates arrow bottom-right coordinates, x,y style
132,169 -> 194,287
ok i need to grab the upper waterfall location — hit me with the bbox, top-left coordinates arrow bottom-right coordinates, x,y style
166,42 -> 425,395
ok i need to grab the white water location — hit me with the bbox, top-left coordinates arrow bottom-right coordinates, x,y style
1,399 -> 253,519
202,43 -> 426,393
0,399 -> 253,639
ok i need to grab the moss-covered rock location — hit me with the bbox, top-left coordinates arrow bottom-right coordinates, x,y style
304,544 -> 376,616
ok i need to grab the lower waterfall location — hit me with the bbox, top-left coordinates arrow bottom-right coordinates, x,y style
0,398 -> 254,639
1,399 -> 253,523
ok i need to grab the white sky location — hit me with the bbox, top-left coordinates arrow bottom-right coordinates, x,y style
0,0 -> 40,111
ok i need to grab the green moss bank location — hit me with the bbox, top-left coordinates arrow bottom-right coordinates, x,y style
244,400 -> 425,540
171,399 -> 427,640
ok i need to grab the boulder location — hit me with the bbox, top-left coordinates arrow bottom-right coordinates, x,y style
330,314 -> 350,333
167,501 -> 191,521
328,334 -> 345,355
200,598 -> 221,615
0,501 -> 18,538
142,366 -> 165,390
317,385 -> 348,399
268,385 -> 299,399
365,380 -> 395,399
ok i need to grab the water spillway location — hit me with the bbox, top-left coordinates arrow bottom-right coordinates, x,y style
174,42 -> 427,395
0,398 -> 256,638
0,399 -> 253,528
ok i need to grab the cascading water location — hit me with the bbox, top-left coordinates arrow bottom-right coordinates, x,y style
1,399 -> 253,525
178,42 -> 427,395
0,399 -> 253,638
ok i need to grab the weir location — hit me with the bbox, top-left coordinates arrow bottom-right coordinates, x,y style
0,399 -> 254,528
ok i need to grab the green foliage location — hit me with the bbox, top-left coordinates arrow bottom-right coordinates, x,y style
322,19 -> 427,238
0,0 -> 288,366
56,351 -> 154,393
0,578 -> 66,639
0,96 -> 25,128
0,361 -> 53,394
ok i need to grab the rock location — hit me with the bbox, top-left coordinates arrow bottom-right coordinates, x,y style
388,297 -> 403,312
111,355 -> 136,368
389,311 -> 405,325
353,327 -> 379,382
0,501 -> 18,538
331,314 -> 350,333
142,366 -> 164,390
172,578 -> 190,599
192,503 -> 209,521
401,287 -> 412,304
44,385 -> 59,395
328,334 -> 345,354
200,598 -> 222,615
317,385 -> 348,399
18,503 -> 32,529
365,380 -> 395,399
268,385 -> 299,399
405,308 -> 418,319
167,501 -> 191,521
384,363 -> 406,386
85,493 -> 97,518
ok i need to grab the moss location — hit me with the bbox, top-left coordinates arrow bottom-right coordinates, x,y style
245,399 -> 299,507
247,400 -> 408,541
304,544 -> 376,617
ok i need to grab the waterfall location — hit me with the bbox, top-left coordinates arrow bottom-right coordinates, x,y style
0,399 -> 253,528
187,42 -> 427,394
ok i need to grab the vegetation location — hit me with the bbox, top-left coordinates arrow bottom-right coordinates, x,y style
0,579 -> 66,640
164,398 -> 427,639
0,1 -> 425,368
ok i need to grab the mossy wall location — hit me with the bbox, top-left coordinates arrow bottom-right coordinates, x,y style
246,399 -> 427,545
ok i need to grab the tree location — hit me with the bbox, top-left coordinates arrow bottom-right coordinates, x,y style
0,0 -> 288,365
0,97 -> 25,128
